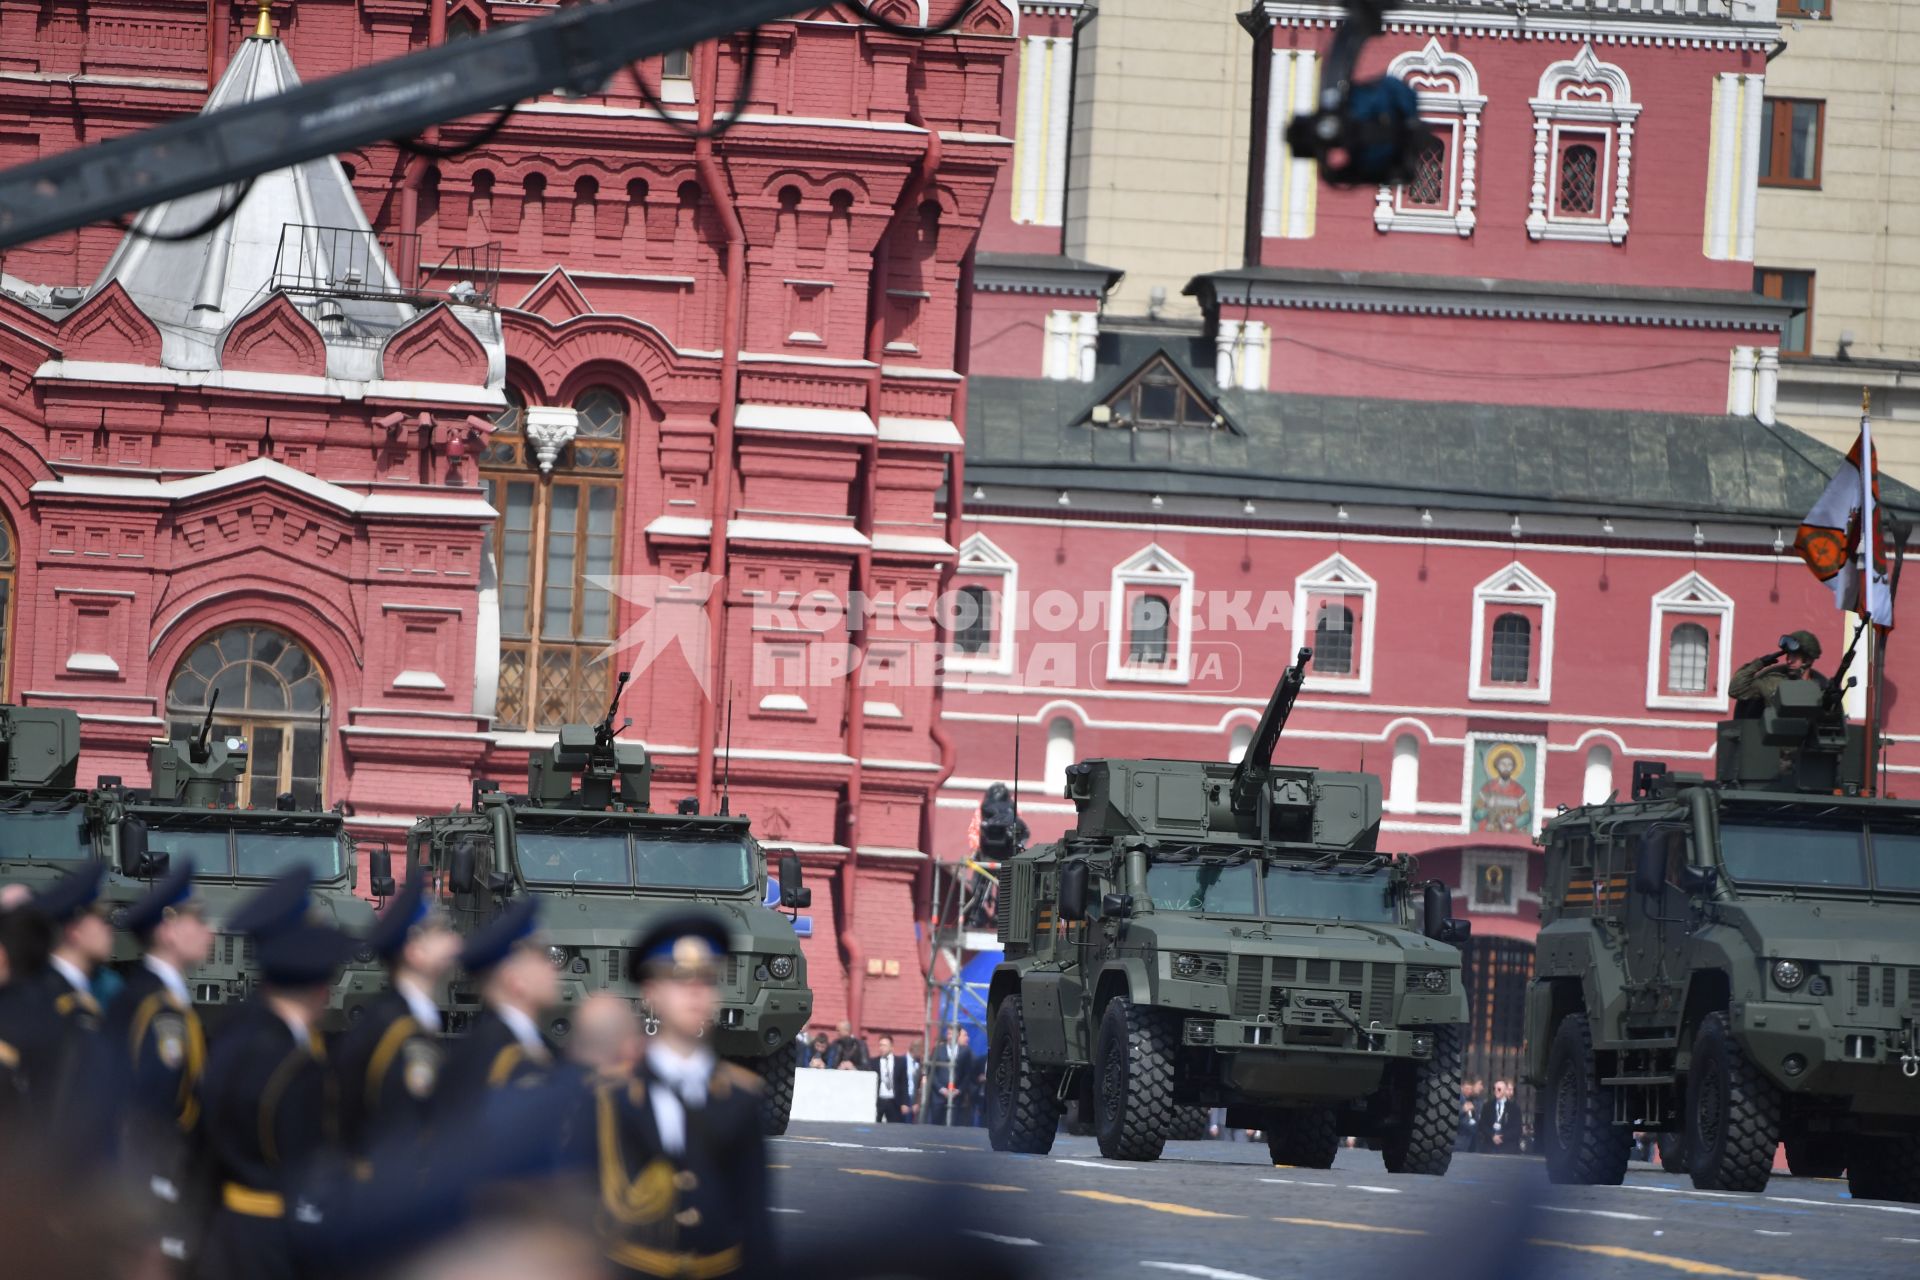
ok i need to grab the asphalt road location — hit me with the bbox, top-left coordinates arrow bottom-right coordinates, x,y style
769,1122 -> 1920,1280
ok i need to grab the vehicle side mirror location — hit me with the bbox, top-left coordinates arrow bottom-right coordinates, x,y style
369,843 -> 396,901
1100,892 -> 1134,920
485,871 -> 513,896
1422,881 -> 1453,940
1633,835 -> 1668,897
1439,918 -> 1472,946
778,854 -> 808,908
448,839 -> 476,893
118,817 -> 168,879
1058,861 -> 1090,922
1677,863 -> 1719,896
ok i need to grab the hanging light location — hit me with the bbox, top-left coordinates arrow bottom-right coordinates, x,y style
1693,523 -> 1706,548
1773,528 -> 1786,554
1510,515 -> 1523,539
1335,504 -> 1350,522
1057,491 -> 1071,507
971,486 -> 985,501
1242,499 -> 1257,517
1601,516 -> 1615,536
1150,494 -> 1164,509
1419,508 -> 1433,528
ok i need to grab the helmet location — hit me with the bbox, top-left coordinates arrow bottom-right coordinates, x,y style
1783,630 -> 1823,660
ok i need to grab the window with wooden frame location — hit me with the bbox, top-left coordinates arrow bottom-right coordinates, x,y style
1127,593 -> 1171,666
1100,356 -> 1222,432
1755,268 -> 1814,357
1553,137 -> 1603,219
167,626 -> 328,808
1313,603 -> 1356,675
1760,98 -> 1823,188
0,510 -> 14,701
480,384 -> 626,731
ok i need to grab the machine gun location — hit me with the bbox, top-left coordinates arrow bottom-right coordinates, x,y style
595,671 -> 633,756
191,691 -> 221,765
530,670 -> 651,809
1229,648 -> 1312,816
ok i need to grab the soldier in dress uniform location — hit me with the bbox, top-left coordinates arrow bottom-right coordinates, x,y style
30,860 -> 119,1166
34,859 -> 111,1027
106,859 -> 215,1268
330,868 -> 459,1163
438,895 -> 559,1105
192,875 -> 356,1280
584,911 -> 772,1280
0,897 -> 55,1125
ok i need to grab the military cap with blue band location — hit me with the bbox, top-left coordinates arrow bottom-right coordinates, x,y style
123,858 -> 197,938
257,922 -> 359,987
365,867 -> 431,962
225,866 -> 313,940
458,894 -> 539,974
626,909 -> 731,983
31,859 -> 106,924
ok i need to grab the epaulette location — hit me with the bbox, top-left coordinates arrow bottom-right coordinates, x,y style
0,1039 -> 18,1069
713,1061 -> 764,1098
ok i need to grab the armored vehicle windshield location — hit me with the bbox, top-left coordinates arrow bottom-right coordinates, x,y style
514,819 -> 753,893
139,821 -> 347,881
1142,852 -> 1398,923
1715,806 -> 1920,893
0,803 -> 90,857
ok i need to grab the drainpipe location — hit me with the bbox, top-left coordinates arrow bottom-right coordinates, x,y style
843,111 -> 942,1036
208,0 -> 230,80
397,3 -> 447,290
694,40 -> 747,813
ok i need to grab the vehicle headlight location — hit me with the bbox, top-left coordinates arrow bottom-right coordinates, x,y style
1173,953 -> 1201,978
768,954 -> 795,981
548,945 -> 569,968
1772,959 -> 1808,992
1420,968 -> 1449,993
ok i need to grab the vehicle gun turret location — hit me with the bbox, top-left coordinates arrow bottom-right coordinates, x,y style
1716,675 -> 1866,795
147,692 -> 249,807
0,704 -> 80,793
527,670 -> 652,809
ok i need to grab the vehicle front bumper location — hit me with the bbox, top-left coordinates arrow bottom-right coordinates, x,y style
1733,1000 -> 1920,1115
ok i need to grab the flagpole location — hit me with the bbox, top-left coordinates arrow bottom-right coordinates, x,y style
1862,388 -> 1882,796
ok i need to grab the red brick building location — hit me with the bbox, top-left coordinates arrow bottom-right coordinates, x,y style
0,0 -> 1020,1040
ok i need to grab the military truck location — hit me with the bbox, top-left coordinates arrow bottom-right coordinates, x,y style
0,703 -> 94,877
1528,670 -> 1920,1201
88,705 -> 385,1023
986,650 -> 1472,1169
410,674 -> 813,1134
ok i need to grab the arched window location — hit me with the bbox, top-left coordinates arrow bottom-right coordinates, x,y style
0,511 -> 14,700
1313,603 -> 1355,675
1127,594 -> 1170,665
1389,734 -> 1420,813
1557,143 -> 1600,216
1489,613 -> 1532,684
480,384 -> 627,730
1229,724 -> 1252,764
166,626 -> 327,808
1405,136 -> 1448,208
1668,623 -> 1710,694
1045,717 -> 1077,795
954,584 -> 994,655
1583,744 -> 1614,806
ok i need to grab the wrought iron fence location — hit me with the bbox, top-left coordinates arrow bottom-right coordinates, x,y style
270,224 -> 501,310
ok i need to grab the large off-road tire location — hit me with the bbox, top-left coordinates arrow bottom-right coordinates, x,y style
1093,998 -> 1177,1162
1657,1132 -> 1689,1174
1266,1107 -> 1342,1170
1685,1011 -> 1782,1193
1170,1105 -> 1212,1141
742,1037 -> 799,1136
1380,1025 -> 1463,1176
1784,1134 -> 1847,1180
1848,1137 -> 1920,1204
1541,1014 -> 1634,1186
986,996 -> 1061,1154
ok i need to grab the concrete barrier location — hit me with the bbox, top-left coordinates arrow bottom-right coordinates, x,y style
792,1066 -> 877,1124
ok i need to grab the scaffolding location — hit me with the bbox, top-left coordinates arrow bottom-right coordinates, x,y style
916,848 -> 1001,1124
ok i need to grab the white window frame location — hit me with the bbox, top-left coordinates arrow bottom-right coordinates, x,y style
948,533 -> 1018,676
1469,563 -> 1555,704
1215,318 -> 1270,391
1044,308 -> 1098,383
1106,543 -> 1195,685
1290,552 -> 1377,694
1645,571 -> 1734,711
1527,42 -> 1639,245
1375,39 -> 1483,238
1463,847 -> 1529,916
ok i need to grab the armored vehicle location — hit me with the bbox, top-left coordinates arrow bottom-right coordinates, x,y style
87,700 -> 384,1023
410,675 -> 813,1134
987,650 -> 1472,1169
1529,670 -> 1920,1201
0,703 -> 93,875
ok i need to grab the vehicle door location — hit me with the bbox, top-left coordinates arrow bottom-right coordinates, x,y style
1623,822 -> 1691,1023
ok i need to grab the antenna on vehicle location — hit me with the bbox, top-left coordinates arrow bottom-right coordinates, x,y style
1012,714 -> 1021,820
720,687 -> 734,817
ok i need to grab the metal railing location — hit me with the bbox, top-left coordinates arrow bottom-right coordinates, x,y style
270,223 -> 502,311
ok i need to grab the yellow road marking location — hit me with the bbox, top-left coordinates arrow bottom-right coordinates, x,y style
1274,1217 -> 1425,1237
840,1168 -> 1023,1193
1062,1190 -> 1242,1219
1528,1238 -> 1806,1280
915,1140 -> 979,1151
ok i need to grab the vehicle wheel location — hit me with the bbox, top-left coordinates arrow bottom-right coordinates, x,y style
742,1037 -> 799,1136
1541,1014 -> 1633,1186
1657,1132 -> 1688,1174
1784,1134 -> 1847,1180
986,996 -> 1060,1155
1685,1011 -> 1782,1193
1848,1137 -> 1920,1204
1266,1107 -> 1341,1169
1380,1025 -> 1462,1176
1093,997 -> 1177,1162
1170,1105 -> 1211,1141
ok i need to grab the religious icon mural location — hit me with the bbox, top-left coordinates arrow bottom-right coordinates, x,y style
1468,737 -> 1541,835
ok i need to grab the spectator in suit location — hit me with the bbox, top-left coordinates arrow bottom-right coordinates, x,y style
1475,1079 -> 1515,1153
871,1035 -> 915,1123
925,1025 -> 973,1126
826,1021 -> 868,1071
1456,1077 -> 1481,1152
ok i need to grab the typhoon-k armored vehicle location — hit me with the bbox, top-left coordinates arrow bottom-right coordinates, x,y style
1529,661 -> 1920,1202
0,703 -> 94,886
987,650 -> 1472,1170
409,674 -> 813,1133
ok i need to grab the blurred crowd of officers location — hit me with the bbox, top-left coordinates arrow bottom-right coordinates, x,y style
0,859 -> 772,1280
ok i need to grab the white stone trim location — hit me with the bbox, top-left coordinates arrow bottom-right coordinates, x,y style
1250,4 -> 1778,52
1211,278 -> 1782,333
949,533 -> 1019,676
876,417 -> 963,447
1105,544 -> 1195,685
31,456 -> 498,520
1261,48 -> 1319,240
871,532 -> 957,557
66,652 -> 120,675
1215,319 -> 1270,392
1011,34 -> 1073,226
1375,39 -> 1483,239
1043,308 -> 1099,382
31,359 -> 505,408
734,403 -> 878,438
1646,571 -> 1734,712
1527,43 -> 1640,245
1290,553 -> 1376,695
392,670 -> 447,691
759,692 -> 809,714
1468,562 -> 1556,704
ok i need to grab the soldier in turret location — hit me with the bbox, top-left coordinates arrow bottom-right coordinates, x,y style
1729,630 -> 1828,713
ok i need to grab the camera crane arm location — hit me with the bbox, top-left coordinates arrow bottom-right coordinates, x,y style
0,0 -> 810,252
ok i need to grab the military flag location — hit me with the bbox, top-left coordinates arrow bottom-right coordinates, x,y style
1794,406 -> 1895,629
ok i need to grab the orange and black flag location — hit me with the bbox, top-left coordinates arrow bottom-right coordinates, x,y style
1794,409 -> 1895,630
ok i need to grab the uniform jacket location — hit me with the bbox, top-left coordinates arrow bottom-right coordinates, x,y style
437,1008 -> 555,1110
329,990 -> 442,1158
195,996 -> 333,1196
104,963 -> 208,1137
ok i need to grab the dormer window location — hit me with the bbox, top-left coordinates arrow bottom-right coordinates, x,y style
1098,356 -> 1223,432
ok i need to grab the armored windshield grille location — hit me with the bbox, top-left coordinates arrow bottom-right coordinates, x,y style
1234,958 -> 1266,1018
1883,966 -> 1897,1009
1366,966 -> 1396,1024
1858,966 -> 1872,1007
